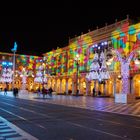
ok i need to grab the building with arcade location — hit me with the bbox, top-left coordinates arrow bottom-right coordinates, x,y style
1,17 -> 140,99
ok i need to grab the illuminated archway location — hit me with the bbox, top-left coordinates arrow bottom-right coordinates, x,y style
80,78 -> 86,95
68,78 -> 72,94
56,79 -> 60,93
116,79 -> 122,94
27,77 -> 34,92
52,79 -> 55,91
133,74 -> 140,96
62,79 -> 66,93
14,78 -> 21,89
106,79 -> 113,95
47,78 -> 51,88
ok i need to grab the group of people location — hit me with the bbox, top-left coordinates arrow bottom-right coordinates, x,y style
3,87 -> 19,97
38,87 -> 53,98
92,88 -> 102,97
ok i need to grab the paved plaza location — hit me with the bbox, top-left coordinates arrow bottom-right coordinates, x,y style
1,91 -> 140,140
1,91 -> 140,117
0,116 -> 38,140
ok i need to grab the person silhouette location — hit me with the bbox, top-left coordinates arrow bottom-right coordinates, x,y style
4,87 -> 7,95
92,88 -> 95,96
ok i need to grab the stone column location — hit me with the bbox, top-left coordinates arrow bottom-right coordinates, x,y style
113,78 -> 117,97
60,79 -> 62,93
78,78 -> 81,94
103,81 -> 107,95
94,80 -> 96,96
51,79 -> 52,87
130,77 -> 133,94
54,79 -> 57,92
72,80 -> 75,95
86,80 -> 90,95
65,78 -> 68,95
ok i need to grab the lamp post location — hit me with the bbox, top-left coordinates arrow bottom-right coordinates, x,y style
75,54 -> 80,96
11,42 -> 17,90
42,56 -> 46,88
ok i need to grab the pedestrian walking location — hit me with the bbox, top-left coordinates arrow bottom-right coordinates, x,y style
42,87 -> 46,99
98,90 -> 101,96
49,87 -> 53,97
37,87 -> 41,97
13,87 -> 18,97
92,88 -> 96,97
4,87 -> 7,95
15,87 -> 19,97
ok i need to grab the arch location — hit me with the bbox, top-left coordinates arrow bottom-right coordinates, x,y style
90,80 -> 94,95
47,78 -> 52,88
116,79 -> 122,93
68,78 -> 72,94
51,78 -> 55,91
80,78 -> 86,95
56,79 -> 60,93
27,77 -> 34,92
106,79 -> 113,95
14,78 -> 21,89
133,74 -> 140,96
61,79 -> 66,93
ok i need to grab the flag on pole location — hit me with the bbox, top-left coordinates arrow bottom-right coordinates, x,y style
11,42 -> 17,52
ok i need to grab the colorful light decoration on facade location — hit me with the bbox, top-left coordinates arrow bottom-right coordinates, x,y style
2,61 -> 13,66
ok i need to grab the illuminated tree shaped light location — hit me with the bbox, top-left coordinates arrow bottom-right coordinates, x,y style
34,65 -> 43,83
115,50 -> 134,94
0,68 -> 13,83
86,51 -> 110,81
20,68 -> 28,83
19,68 -> 29,90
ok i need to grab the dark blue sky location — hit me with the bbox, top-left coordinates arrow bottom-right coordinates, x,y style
0,2 -> 139,56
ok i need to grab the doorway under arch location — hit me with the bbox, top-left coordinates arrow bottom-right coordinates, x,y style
133,74 -> 140,97
51,79 -> 55,91
56,79 -> 60,93
68,78 -> 72,94
62,79 -> 66,93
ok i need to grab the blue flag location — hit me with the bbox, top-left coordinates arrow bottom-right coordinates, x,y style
11,42 -> 17,52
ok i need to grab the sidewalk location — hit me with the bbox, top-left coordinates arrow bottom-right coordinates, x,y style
0,91 -> 140,117
0,116 -> 38,140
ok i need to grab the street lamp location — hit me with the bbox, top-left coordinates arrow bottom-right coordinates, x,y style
11,42 -> 17,90
42,56 -> 47,88
75,54 -> 80,96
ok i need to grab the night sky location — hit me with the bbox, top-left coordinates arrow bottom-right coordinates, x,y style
0,2 -> 139,56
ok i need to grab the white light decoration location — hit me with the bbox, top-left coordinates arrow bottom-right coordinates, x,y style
106,60 -> 112,66
115,50 -> 134,94
86,51 -> 110,81
34,63 -> 48,84
0,68 -> 13,83
134,58 -> 140,65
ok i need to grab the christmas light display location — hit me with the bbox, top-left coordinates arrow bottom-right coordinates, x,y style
86,51 -> 110,81
115,50 -> 135,94
0,68 -> 13,83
